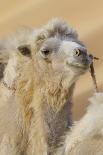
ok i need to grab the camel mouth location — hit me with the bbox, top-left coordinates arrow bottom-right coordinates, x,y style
64,46 -> 94,71
68,63 -> 90,70
67,53 -> 93,70
66,59 -> 91,70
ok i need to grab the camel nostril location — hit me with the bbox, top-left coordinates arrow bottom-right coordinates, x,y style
74,49 -> 81,56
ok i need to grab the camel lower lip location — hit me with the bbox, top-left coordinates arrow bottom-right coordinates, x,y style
68,63 -> 89,69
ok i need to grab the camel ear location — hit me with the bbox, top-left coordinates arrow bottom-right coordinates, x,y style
18,45 -> 31,57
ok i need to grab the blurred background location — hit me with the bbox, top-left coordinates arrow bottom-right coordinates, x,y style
0,0 -> 102,120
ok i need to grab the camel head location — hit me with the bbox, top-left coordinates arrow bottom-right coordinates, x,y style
17,18 -> 92,95
20,19 -> 91,86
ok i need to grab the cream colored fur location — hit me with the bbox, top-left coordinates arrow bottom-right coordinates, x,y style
61,92 -> 103,155
0,18 -> 95,155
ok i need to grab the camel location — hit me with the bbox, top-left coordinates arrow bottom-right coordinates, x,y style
0,18 -> 93,155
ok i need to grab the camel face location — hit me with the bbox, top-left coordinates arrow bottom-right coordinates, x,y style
32,30 -> 92,86
37,37 -> 91,73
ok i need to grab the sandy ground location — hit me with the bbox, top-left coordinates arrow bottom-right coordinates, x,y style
0,0 -> 102,120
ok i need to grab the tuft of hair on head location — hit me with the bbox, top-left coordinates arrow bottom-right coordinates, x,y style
33,18 -> 79,50
43,17 -> 78,39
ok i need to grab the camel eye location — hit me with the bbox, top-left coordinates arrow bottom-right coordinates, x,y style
42,49 -> 50,55
74,49 -> 81,56
41,49 -> 50,56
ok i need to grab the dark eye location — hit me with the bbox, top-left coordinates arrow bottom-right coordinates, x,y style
41,49 -> 50,56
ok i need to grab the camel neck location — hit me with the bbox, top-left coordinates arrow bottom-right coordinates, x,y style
43,100 -> 72,153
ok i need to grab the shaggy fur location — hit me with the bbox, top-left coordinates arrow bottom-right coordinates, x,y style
61,92 -> 103,155
0,18 -> 92,155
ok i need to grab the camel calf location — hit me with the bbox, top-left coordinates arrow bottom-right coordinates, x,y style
0,18 -> 93,155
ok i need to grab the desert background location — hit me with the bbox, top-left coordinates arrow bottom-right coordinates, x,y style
0,0 -> 102,120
